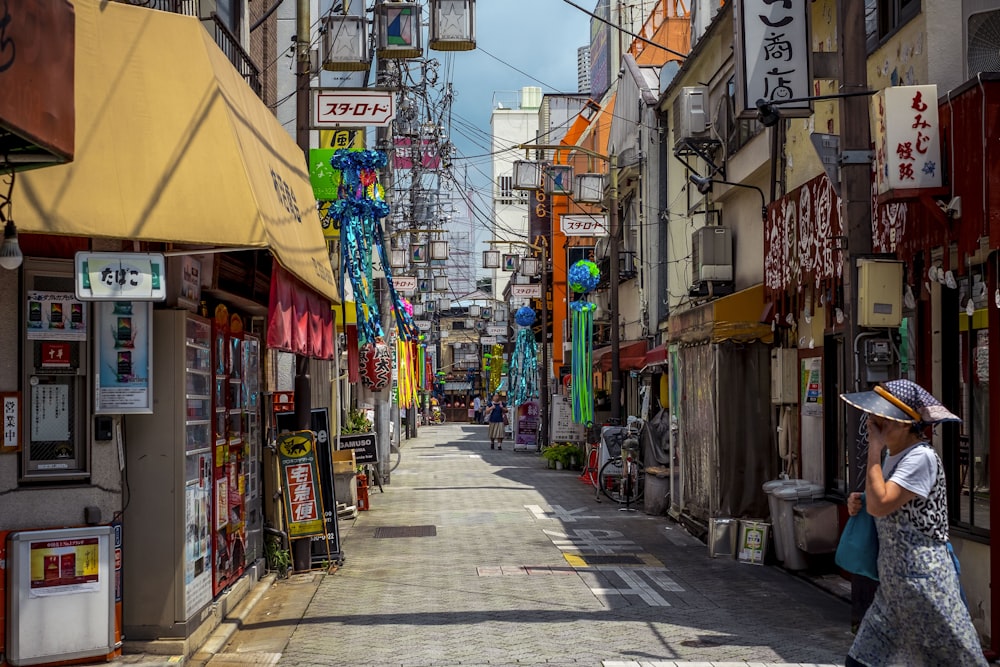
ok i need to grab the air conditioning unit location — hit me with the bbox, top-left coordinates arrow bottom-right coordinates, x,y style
673,86 -> 709,147
965,1 -> 1000,78
691,226 -> 733,283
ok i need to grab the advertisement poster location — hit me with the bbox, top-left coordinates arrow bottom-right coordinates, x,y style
801,357 -> 823,418
95,301 -> 153,414
185,457 -> 213,618
29,537 -> 101,597
514,400 -> 539,451
550,394 -> 585,442
26,291 -> 87,341
277,431 -> 326,539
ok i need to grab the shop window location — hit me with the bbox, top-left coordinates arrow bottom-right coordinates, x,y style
954,272 -> 989,535
21,259 -> 90,481
865,0 -> 921,51
724,76 -> 764,156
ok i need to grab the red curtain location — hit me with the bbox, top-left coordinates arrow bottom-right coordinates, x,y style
266,262 -> 334,360
345,325 -> 360,384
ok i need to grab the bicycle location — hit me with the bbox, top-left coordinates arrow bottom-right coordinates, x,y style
597,417 -> 645,508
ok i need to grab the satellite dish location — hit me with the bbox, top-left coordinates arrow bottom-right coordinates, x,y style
659,61 -> 681,95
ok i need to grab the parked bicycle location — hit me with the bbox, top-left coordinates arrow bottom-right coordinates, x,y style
597,417 -> 645,508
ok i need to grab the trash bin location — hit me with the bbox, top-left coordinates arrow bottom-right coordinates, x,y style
708,517 -> 738,558
771,482 -> 825,570
762,479 -> 818,562
793,500 -> 839,554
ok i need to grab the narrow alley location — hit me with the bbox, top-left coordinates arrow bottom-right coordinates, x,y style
197,423 -> 854,667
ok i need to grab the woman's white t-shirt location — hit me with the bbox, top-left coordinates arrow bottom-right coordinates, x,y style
883,444 -> 937,499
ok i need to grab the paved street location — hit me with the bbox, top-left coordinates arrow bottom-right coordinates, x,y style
208,422 -> 854,667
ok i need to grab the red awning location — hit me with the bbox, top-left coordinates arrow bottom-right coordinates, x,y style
594,340 -> 647,372
267,262 -> 334,360
644,344 -> 668,366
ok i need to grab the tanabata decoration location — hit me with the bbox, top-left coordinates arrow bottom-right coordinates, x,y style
489,344 -> 504,395
360,339 -> 392,392
509,307 -> 538,408
568,259 -> 601,426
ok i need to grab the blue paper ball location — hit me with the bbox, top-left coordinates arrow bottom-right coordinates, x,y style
568,259 -> 601,294
515,306 -> 536,327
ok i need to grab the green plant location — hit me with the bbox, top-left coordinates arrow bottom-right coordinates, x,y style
265,535 -> 292,578
341,408 -> 373,435
542,443 -> 582,468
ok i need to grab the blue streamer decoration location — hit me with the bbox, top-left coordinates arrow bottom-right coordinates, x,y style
570,300 -> 596,426
509,320 -> 538,409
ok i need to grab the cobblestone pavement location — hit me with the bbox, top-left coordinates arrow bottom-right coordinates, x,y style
226,423 -> 855,667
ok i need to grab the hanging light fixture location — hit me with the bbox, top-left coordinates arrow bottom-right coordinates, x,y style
321,13 -> 370,71
502,254 -> 519,272
545,164 -> 574,196
520,256 -> 541,276
428,0 -> 476,51
483,249 -> 501,269
410,242 -> 427,263
412,302 -> 425,316
429,239 -> 449,260
574,172 -> 606,203
439,297 -> 452,311
425,300 -> 436,312
434,275 -> 449,292
0,173 -> 22,271
389,248 -> 407,268
494,307 -> 506,322
468,304 -> 481,318
512,160 -> 542,190
376,1 -> 423,60
481,307 -> 492,320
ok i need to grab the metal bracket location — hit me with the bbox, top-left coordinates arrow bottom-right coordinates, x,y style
839,150 -> 874,165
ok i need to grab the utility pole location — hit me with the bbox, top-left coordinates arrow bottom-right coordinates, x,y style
539,238 -> 549,449
839,0 -> 875,625
608,155 -> 622,423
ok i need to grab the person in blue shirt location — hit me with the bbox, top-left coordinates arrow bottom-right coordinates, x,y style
485,393 -> 507,450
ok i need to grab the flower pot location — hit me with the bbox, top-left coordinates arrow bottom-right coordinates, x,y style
555,461 -> 564,470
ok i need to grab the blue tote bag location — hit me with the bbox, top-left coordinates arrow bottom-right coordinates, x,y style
835,493 -> 879,580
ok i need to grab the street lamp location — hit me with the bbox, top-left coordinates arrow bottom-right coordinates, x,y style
428,0 -> 476,51
515,143 -> 621,423
688,175 -> 768,219
483,249 -> 501,269
375,1 -> 423,60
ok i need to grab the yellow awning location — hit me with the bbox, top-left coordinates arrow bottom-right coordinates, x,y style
13,0 -> 338,303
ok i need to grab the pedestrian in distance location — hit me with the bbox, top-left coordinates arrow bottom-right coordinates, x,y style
840,379 -> 987,667
473,395 -> 483,424
485,393 -> 507,450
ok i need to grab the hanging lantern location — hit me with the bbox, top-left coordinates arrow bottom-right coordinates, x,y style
429,240 -> 449,260
412,302 -> 425,316
428,0 -> 476,52
418,278 -> 431,293
483,249 -> 501,269
494,307 -> 506,322
512,160 -> 542,190
321,14 -> 370,71
439,297 -> 451,311
520,256 -> 541,276
502,254 -> 519,272
481,307 -> 492,320
425,300 -> 436,312
360,340 -> 392,391
434,275 -> 449,292
376,1 -> 422,60
468,304 -> 481,318
389,248 -> 407,268
545,164 -> 574,196
410,243 -> 427,263
574,172 -> 606,203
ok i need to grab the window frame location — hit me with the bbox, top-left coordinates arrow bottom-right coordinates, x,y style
865,0 -> 922,52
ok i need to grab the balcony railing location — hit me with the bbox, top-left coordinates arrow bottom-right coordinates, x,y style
117,0 -> 199,16
207,14 -> 262,98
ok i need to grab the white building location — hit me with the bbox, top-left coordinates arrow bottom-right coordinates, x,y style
577,46 -> 591,95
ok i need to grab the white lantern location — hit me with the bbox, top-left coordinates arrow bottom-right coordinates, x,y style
412,303 -> 425,316
429,240 -> 449,260
321,14 -> 370,71
483,250 -> 501,269
512,160 -> 543,190
376,1 -> 422,59
494,308 -> 506,322
389,248 -> 407,268
439,297 -> 452,311
574,172 -> 606,203
428,0 -> 476,52
468,304 -> 481,318
545,164 -> 574,196
520,256 -> 540,276
434,275 -> 449,292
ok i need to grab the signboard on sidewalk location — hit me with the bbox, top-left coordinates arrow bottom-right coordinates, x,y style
338,431 -> 378,464
550,394 -> 585,442
276,431 -> 326,538
513,400 -> 539,452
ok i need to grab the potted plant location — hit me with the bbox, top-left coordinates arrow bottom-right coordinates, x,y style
542,443 -> 581,470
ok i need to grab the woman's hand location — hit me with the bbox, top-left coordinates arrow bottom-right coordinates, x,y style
847,492 -> 863,517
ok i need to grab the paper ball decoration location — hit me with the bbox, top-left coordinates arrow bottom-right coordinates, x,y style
515,306 -> 536,327
568,259 -> 601,294
360,341 -> 392,391
401,298 -> 414,317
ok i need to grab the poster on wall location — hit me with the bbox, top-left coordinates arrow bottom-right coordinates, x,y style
26,291 -> 88,341
513,400 -> 539,451
801,357 -> 823,418
94,301 -> 153,414
28,537 -> 101,597
550,394 -> 585,442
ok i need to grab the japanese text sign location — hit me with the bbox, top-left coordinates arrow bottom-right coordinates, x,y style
75,252 -> 166,301
312,89 -> 395,128
873,85 -> 942,194
2,393 -> 19,452
511,284 -> 542,299
734,0 -> 812,119
560,214 -> 608,237
277,431 -> 326,538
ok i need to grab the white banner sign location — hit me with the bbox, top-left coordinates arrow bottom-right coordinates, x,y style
734,0 -> 812,119
480,336 -> 498,346
414,319 -> 432,331
560,214 -> 608,237
486,325 -> 507,336
511,284 -> 542,298
873,85 -> 942,194
75,252 -> 166,301
312,89 -> 395,128
393,276 -> 418,294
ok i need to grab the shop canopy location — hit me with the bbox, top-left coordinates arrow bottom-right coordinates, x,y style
593,340 -> 648,372
13,0 -> 338,305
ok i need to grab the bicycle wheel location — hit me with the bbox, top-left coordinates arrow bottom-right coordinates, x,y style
388,443 -> 401,472
599,457 -> 646,504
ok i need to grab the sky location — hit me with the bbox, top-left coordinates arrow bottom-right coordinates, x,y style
443,1 -> 593,206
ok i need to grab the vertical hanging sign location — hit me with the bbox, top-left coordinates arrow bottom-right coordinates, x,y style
734,0 -> 813,119
276,431 -> 326,538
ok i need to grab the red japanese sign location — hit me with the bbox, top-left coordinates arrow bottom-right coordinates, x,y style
40,342 -> 72,368
276,431 -> 325,538
873,85 -> 942,194
311,89 -> 395,128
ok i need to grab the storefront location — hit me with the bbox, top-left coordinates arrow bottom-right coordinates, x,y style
0,0 -> 337,662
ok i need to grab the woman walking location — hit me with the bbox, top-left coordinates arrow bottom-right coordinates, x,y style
840,379 -> 986,667
485,393 -> 507,450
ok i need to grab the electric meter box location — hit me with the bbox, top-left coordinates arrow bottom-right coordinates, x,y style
771,348 -> 799,405
857,259 -> 903,327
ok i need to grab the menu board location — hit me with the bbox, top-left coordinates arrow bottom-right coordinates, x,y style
550,394 -> 585,442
